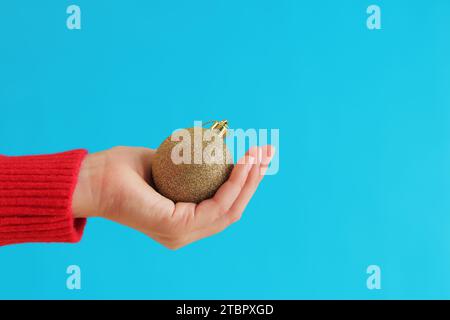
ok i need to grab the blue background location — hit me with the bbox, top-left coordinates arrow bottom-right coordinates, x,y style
1,0 -> 450,299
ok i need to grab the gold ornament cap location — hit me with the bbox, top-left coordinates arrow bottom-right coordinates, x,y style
209,120 -> 228,138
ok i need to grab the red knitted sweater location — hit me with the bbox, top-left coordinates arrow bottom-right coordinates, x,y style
0,149 -> 87,246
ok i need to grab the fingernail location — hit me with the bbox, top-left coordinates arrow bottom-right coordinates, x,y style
258,148 -> 263,163
261,147 -> 275,166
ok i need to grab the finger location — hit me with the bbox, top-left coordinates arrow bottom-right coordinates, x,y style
191,151 -> 257,228
167,146 -> 274,247
226,145 -> 274,223
184,212 -> 235,246
181,147 -> 270,243
212,154 -> 256,211
163,147 -> 258,236
259,145 -> 275,181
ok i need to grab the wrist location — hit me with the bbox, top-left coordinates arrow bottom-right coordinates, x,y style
72,153 -> 101,218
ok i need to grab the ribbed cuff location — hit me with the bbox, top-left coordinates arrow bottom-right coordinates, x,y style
0,149 -> 88,246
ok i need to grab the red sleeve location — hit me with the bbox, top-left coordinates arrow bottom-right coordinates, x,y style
0,149 -> 88,246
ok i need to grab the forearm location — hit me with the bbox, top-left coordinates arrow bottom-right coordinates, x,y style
0,150 -> 88,246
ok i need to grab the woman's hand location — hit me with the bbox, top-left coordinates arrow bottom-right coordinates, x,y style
72,145 -> 274,249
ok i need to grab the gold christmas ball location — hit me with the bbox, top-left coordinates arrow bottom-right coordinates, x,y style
152,121 -> 234,203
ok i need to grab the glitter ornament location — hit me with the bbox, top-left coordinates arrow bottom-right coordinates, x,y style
152,120 -> 234,203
